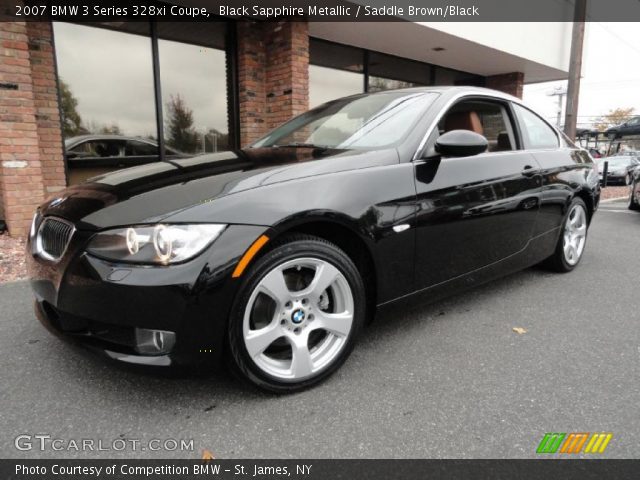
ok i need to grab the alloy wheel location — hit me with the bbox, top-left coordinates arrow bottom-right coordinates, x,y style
562,204 -> 587,266
242,257 -> 354,382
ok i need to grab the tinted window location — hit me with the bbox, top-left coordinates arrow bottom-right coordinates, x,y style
513,104 -> 559,150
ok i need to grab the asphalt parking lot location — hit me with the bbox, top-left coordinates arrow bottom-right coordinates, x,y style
1,198 -> 638,459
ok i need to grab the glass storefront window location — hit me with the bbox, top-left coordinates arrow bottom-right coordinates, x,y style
309,65 -> 364,108
53,22 -> 157,184
434,66 -> 484,87
309,39 -> 364,108
367,52 -> 431,92
54,21 -> 230,185
158,22 -> 229,155
310,38 -> 483,104
54,23 -> 157,139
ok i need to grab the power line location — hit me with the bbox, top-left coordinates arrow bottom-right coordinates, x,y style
594,22 -> 640,58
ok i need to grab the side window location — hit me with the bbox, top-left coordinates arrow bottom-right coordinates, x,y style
437,99 -> 516,153
68,140 -> 124,158
125,140 -> 158,157
513,104 -> 559,150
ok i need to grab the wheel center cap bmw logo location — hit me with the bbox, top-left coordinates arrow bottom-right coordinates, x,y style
291,309 -> 305,324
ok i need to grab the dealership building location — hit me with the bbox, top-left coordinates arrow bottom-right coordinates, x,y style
0,7 -> 572,236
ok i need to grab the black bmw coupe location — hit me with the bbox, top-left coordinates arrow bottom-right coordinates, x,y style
27,87 -> 600,392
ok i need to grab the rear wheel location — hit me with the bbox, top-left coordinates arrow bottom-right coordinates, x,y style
227,235 -> 365,393
544,198 -> 589,272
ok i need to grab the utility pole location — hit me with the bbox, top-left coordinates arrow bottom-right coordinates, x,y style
563,0 -> 587,140
547,86 -> 567,128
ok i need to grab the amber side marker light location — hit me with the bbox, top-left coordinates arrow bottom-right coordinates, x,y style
232,235 -> 270,278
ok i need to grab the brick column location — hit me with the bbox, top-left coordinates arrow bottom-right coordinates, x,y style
264,21 -> 309,130
486,72 -> 524,99
236,20 -> 309,146
0,21 -> 64,236
27,22 -> 66,196
236,22 -> 267,147
0,21 -> 45,237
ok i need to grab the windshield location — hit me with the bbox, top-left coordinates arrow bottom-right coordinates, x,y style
252,91 -> 438,150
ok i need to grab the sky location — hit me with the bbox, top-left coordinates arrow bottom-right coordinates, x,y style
523,22 -> 640,129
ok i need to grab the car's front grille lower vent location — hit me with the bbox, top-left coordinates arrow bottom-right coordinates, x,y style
37,217 -> 74,261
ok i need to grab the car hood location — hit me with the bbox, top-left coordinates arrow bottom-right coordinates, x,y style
38,147 -> 398,230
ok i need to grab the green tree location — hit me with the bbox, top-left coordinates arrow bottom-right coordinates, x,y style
165,94 -> 199,153
593,107 -> 635,131
59,79 -> 83,137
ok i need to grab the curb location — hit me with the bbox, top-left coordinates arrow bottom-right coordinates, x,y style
600,196 -> 628,203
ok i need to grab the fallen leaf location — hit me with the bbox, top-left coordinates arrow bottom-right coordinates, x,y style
512,327 -> 527,335
201,449 -> 215,460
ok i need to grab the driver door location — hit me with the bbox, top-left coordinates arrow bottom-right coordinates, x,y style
412,97 -> 542,289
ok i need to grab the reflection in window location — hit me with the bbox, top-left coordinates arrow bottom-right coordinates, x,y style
309,39 -> 364,108
158,23 -> 229,155
434,66 -> 484,87
368,52 -> 430,92
310,65 -> 364,108
254,92 -> 437,149
53,23 -> 157,142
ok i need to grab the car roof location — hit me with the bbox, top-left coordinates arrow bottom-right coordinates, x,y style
336,85 -> 522,103
65,134 -> 157,146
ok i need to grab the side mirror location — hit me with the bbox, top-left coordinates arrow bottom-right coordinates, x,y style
435,130 -> 488,157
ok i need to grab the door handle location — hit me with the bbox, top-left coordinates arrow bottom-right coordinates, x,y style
522,165 -> 539,177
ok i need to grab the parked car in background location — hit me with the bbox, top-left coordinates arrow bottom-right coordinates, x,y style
28,87 -> 600,392
618,150 -> 640,157
64,135 -> 186,185
598,156 -> 640,185
605,116 -> 640,138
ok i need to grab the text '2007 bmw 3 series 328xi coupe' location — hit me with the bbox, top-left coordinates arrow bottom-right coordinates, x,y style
27,87 -> 600,392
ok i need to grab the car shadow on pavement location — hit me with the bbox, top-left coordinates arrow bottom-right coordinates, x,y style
14,264 -> 551,409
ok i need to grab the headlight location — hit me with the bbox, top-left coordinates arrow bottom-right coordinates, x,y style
86,224 -> 226,265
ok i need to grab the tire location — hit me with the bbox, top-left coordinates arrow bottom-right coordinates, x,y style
544,197 -> 589,273
226,234 -> 365,393
629,180 -> 640,211
625,174 -> 632,186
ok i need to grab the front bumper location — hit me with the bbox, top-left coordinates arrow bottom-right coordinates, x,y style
27,223 -> 269,368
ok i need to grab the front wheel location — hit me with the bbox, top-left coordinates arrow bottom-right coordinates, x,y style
226,235 -> 365,393
544,198 -> 589,272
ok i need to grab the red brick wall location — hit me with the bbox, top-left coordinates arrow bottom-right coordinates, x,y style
486,72 -> 524,99
0,21 -> 45,237
264,21 -> 309,130
237,22 -> 267,147
236,20 -> 309,146
0,21 -> 64,236
27,22 -> 66,196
